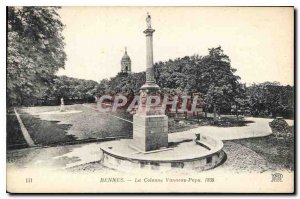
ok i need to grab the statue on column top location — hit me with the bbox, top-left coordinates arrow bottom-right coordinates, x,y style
146,12 -> 151,29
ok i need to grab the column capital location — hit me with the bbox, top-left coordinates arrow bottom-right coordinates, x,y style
143,28 -> 155,36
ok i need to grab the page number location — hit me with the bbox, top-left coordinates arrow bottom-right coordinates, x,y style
26,178 -> 32,183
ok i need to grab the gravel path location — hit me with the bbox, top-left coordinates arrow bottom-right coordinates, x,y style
171,117 -> 273,141
213,141 -> 269,173
7,142 -> 102,170
7,138 -> 272,174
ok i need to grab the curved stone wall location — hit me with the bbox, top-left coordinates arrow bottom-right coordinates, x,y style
100,134 -> 225,172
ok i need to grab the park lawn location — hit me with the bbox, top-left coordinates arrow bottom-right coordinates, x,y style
15,104 -> 263,147
18,104 -> 133,146
231,127 -> 294,171
19,113 -> 75,146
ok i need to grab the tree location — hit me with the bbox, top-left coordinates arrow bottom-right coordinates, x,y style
46,75 -> 98,102
106,72 -> 145,95
201,46 -> 241,120
231,84 -> 246,120
7,7 -> 66,106
154,56 -> 197,91
246,82 -> 294,118
93,79 -> 109,97
154,46 -> 241,120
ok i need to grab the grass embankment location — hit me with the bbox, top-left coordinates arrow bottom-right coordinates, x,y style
198,116 -> 254,127
19,112 -> 75,146
232,124 -> 294,171
168,116 -> 253,133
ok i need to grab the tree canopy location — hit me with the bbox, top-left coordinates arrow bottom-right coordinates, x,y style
7,7 -> 66,106
153,46 -> 242,118
6,8 -> 293,119
245,82 -> 294,118
47,76 -> 98,100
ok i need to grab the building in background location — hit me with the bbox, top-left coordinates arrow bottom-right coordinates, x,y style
120,47 -> 131,73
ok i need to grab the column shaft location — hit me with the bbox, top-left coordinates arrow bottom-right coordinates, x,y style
144,29 -> 155,83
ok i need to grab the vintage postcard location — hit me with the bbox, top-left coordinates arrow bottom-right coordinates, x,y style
6,6 -> 294,193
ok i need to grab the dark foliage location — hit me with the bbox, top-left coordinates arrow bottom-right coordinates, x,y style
6,114 -> 28,149
7,7 -> 66,106
245,82 -> 294,118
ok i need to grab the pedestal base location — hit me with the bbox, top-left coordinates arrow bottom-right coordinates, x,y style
133,114 -> 168,152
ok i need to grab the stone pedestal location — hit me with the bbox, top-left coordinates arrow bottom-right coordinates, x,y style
133,114 -> 168,152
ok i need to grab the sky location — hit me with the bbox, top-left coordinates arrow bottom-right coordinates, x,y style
57,7 -> 294,86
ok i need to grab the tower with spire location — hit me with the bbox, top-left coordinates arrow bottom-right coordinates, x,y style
120,47 -> 131,73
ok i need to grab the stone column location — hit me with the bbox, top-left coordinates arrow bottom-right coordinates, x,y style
132,13 -> 168,152
144,28 -> 155,83
140,16 -> 159,92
